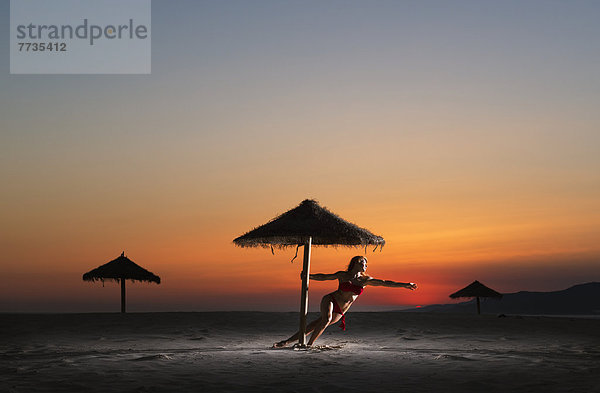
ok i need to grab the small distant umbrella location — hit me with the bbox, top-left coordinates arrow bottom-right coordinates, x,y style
83,252 -> 161,313
449,280 -> 503,314
234,199 -> 385,345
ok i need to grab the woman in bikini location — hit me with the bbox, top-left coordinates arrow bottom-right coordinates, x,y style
273,255 -> 417,347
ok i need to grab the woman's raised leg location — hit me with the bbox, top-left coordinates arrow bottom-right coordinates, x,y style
307,296 -> 335,346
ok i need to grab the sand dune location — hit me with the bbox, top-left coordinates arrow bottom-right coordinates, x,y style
2,312 -> 599,392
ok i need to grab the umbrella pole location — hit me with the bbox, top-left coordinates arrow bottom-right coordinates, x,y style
476,296 -> 480,315
121,278 -> 126,313
299,236 -> 312,345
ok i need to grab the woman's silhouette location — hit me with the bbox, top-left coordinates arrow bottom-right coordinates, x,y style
274,256 -> 417,347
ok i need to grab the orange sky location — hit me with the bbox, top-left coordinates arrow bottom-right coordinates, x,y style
1,1 -> 599,312
1,194 -> 598,312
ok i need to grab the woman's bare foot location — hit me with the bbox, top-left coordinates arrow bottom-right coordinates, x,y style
272,340 -> 290,348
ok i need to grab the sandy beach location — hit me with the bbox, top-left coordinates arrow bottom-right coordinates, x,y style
2,312 -> 599,392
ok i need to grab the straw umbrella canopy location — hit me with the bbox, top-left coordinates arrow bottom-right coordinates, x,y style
449,280 -> 502,314
83,252 -> 161,313
233,199 -> 385,345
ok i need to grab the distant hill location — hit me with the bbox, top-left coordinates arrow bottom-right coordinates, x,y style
407,282 -> 600,315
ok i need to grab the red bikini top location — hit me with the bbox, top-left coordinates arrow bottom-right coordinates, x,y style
339,282 -> 364,295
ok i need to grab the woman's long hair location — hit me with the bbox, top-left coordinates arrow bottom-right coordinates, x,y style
347,256 -> 367,271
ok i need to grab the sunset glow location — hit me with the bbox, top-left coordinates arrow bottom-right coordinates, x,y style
1,0 -> 599,312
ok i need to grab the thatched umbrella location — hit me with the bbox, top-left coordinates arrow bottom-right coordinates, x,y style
83,252 -> 161,313
449,280 -> 502,314
233,199 -> 385,344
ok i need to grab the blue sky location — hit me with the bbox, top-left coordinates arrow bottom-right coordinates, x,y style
1,0 -> 599,312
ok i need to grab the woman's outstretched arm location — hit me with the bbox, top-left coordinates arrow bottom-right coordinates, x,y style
301,271 -> 344,281
364,277 -> 417,290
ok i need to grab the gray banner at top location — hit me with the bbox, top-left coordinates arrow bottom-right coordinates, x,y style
10,0 -> 151,74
